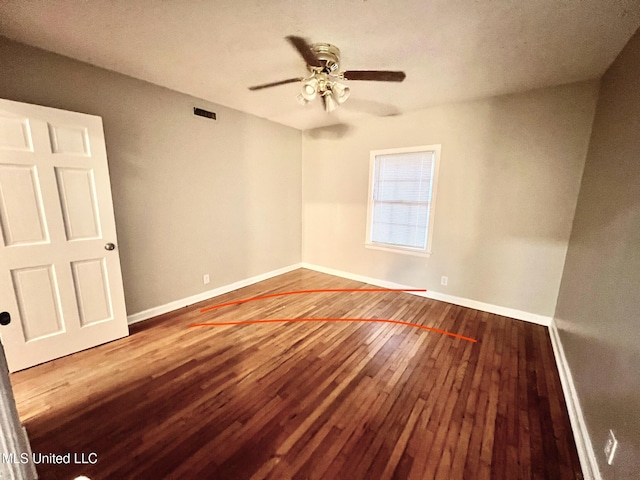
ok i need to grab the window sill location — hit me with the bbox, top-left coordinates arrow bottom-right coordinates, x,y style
365,243 -> 432,258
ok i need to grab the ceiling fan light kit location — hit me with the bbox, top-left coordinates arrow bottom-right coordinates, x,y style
249,36 -> 406,113
296,73 -> 351,112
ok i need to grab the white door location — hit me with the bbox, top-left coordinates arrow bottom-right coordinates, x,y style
0,98 -> 128,372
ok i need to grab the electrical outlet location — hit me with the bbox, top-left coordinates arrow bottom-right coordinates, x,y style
203,274 -> 210,285
604,429 -> 618,465
440,276 -> 448,286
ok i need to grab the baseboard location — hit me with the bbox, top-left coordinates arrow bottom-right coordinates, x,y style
301,263 -> 552,326
129,261 -> 552,327
127,263 -> 303,325
549,320 -> 601,480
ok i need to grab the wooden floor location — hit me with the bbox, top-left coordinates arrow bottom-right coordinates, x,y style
10,268 -> 582,479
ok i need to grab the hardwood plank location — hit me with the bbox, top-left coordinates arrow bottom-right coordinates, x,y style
516,319 -> 532,480
434,309 -> 484,479
380,397 -> 425,480
8,268 -> 583,479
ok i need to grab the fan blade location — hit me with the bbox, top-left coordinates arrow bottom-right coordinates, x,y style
343,70 -> 406,82
286,35 -> 322,68
248,78 -> 303,91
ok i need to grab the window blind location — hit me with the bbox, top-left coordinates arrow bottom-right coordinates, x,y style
370,151 -> 435,250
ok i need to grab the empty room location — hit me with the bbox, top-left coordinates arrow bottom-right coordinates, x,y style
0,1 -> 639,479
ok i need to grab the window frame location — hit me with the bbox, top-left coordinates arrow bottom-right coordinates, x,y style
365,144 -> 441,258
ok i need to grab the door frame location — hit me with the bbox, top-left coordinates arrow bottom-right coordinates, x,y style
0,342 -> 38,479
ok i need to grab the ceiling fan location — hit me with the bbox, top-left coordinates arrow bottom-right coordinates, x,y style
248,36 -> 406,112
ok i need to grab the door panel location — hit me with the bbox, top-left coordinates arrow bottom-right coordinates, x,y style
11,264 -> 65,340
0,113 -> 33,152
48,122 -> 91,156
71,258 -> 113,326
55,167 -> 101,240
0,164 -> 49,245
0,98 -> 128,372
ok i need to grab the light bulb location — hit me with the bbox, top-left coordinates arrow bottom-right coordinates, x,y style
323,93 -> 338,113
331,82 -> 351,104
300,78 -> 318,101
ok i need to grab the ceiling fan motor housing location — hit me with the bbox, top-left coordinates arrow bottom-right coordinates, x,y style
309,43 -> 341,74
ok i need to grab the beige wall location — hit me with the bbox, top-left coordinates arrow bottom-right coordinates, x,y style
0,37 -> 302,315
554,28 -> 640,477
302,81 -> 598,317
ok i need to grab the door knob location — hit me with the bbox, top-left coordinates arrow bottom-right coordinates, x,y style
0,312 -> 10,326
105,242 -> 116,251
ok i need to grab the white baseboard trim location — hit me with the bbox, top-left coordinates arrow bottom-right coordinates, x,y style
128,261 -> 552,327
300,262 -> 552,326
127,263 -> 303,325
548,320 -> 601,480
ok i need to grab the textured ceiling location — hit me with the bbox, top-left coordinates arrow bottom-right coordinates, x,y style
1,0 -> 639,130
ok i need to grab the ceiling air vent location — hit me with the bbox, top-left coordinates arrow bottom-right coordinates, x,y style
194,107 -> 216,120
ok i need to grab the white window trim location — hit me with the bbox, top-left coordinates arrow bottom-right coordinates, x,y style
365,144 -> 441,258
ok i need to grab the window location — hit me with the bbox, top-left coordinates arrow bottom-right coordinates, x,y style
365,145 -> 441,257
